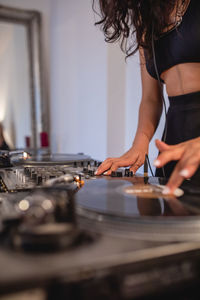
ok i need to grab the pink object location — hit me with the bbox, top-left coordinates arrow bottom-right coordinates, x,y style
25,136 -> 30,148
40,132 -> 49,147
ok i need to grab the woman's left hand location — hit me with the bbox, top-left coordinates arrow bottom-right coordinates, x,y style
154,137 -> 200,194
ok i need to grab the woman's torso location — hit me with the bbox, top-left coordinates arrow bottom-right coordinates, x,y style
145,0 -> 200,97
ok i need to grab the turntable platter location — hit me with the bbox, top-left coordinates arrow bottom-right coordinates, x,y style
13,153 -> 93,166
77,177 -> 193,218
76,177 -> 200,242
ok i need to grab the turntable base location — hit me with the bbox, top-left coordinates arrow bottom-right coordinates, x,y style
0,153 -> 200,299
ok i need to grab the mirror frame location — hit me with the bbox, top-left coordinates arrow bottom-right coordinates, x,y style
0,5 -> 49,151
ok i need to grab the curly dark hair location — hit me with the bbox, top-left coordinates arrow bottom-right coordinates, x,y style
93,0 -> 184,58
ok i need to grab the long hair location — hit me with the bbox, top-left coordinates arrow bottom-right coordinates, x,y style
93,0 -> 181,57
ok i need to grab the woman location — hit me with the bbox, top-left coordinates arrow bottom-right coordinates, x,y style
94,0 -> 200,194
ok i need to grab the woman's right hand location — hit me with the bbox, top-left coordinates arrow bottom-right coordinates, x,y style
95,145 -> 148,176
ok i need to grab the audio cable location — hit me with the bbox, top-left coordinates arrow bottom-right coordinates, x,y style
151,24 -> 168,178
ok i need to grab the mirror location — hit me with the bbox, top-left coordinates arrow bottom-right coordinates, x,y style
0,5 -> 49,152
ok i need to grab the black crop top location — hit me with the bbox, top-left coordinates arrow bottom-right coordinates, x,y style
144,0 -> 200,82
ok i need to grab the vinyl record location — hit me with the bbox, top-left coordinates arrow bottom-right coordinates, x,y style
76,176 -> 200,242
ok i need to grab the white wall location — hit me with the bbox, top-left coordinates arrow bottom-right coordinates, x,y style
106,43 -> 126,157
0,0 -> 165,171
50,0 -> 108,160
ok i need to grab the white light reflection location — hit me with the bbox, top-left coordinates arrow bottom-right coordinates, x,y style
18,199 -> 30,212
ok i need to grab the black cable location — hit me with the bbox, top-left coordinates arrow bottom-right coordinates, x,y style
145,154 -> 154,177
151,24 -> 168,178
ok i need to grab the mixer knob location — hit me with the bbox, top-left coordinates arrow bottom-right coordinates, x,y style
37,174 -> 43,185
24,167 -> 30,176
30,169 -> 36,177
111,171 -> 123,177
111,171 -> 116,177
125,169 -> 134,177
88,170 -> 95,177
31,172 -> 37,180
125,169 -> 129,176
83,167 -> 88,173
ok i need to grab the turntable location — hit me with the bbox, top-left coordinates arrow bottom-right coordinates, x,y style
12,153 -> 96,166
0,153 -> 200,299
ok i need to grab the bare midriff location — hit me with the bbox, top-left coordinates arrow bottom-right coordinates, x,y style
161,63 -> 200,97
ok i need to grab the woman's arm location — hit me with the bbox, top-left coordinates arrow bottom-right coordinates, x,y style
133,49 -> 163,147
96,49 -> 163,175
